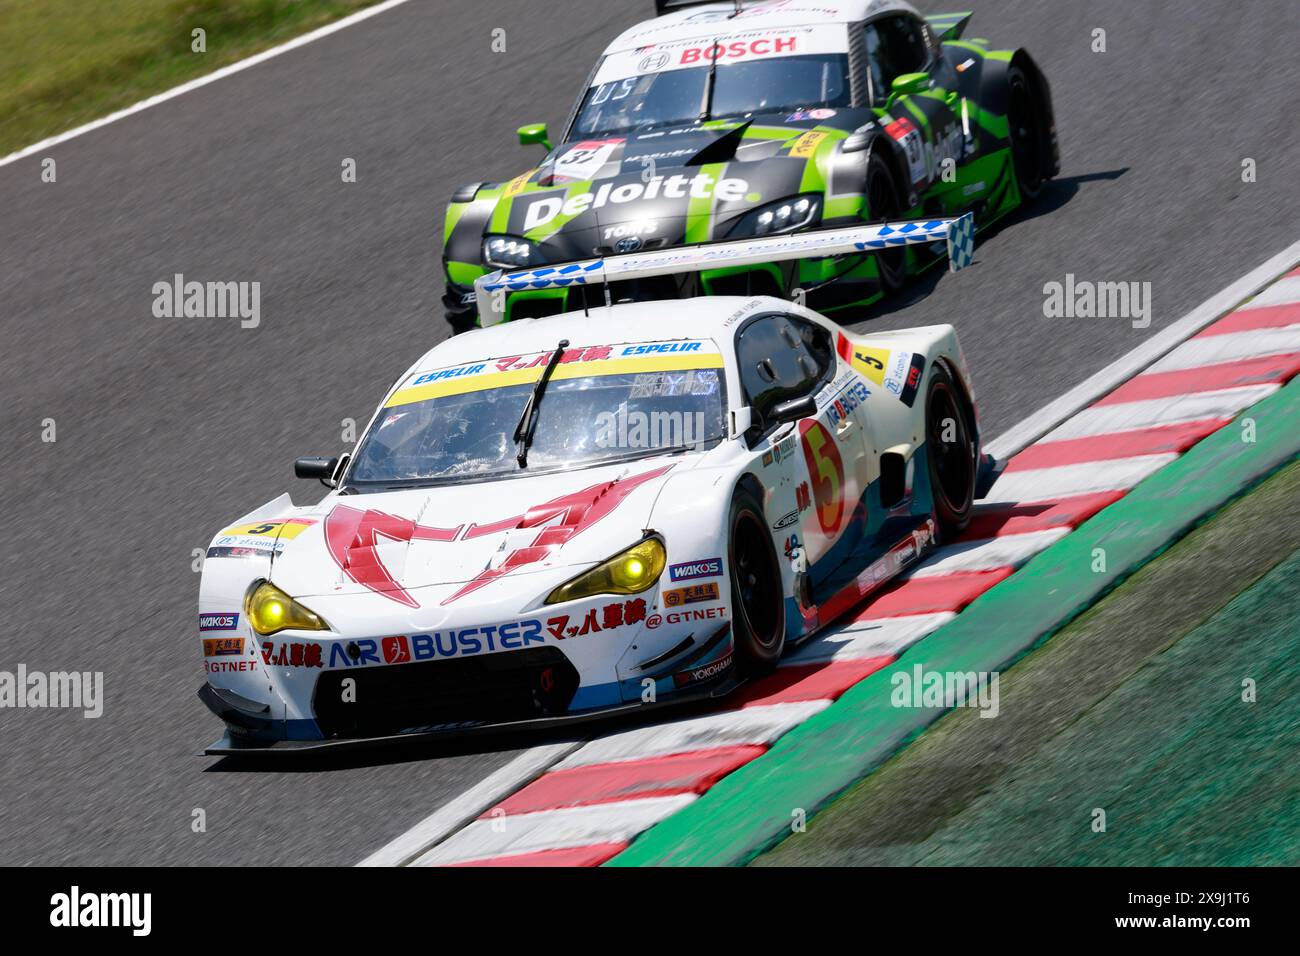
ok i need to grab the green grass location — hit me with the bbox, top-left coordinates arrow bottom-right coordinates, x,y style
756,458 -> 1300,866
0,0 -> 383,156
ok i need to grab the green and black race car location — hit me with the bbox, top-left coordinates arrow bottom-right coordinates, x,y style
441,0 -> 1058,332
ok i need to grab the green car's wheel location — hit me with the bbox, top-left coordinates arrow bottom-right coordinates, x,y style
446,311 -> 478,335
866,149 -> 907,295
1007,65 -> 1046,202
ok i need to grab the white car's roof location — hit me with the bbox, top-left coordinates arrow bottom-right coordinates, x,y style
604,0 -> 920,53
412,296 -> 787,372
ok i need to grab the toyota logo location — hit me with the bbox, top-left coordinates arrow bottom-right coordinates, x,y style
638,52 -> 670,72
615,236 -> 643,253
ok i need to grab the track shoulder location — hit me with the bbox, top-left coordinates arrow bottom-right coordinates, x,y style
757,459 -> 1300,866
608,374 -> 1300,867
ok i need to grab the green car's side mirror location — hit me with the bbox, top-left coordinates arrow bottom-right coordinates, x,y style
517,122 -> 553,152
889,72 -> 932,101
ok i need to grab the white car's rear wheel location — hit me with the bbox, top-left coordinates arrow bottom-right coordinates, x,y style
926,365 -> 977,535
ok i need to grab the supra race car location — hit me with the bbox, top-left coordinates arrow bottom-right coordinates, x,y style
198,217 -> 997,753
441,0 -> 1057,332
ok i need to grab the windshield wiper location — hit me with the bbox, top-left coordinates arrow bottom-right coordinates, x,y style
698,37 -> 720,121
513,338 -> 569,469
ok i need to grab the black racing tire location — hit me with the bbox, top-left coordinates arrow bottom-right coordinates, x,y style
866,148 -> 907,295
445,311 -> 478,336
926,364 -> 977,535
1007,65 -> 1047,202
727,487 -> 786,675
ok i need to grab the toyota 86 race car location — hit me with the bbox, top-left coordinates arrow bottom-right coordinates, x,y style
441,0 -> 1058,332
198,218 -> 997,753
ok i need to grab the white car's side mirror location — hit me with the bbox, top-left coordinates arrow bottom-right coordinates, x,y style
729,406 -> 753,440
330,453 -> 351,488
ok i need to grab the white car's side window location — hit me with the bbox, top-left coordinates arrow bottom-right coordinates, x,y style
735,314 -> 833,436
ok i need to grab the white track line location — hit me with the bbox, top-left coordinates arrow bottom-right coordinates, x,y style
0,0 -> 415,169
987,238 -> 1300,460
905,528 -> 1070,578
1042,385 -> 1280,441
981,454 -> 1178,505
783,612 -> 956,664
1242,274 -> 1300,308
357,249 -> 1300,866
553,701 -> 830,770
1148,328 -> 1300,372
356,739 -> 582,867
410,795 -> 698,867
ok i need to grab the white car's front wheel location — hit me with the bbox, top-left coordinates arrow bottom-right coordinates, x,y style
727,487 -> 786,675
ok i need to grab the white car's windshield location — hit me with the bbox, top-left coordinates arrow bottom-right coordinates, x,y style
347,344 -> 728,488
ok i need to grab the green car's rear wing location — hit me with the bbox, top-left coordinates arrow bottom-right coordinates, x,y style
473,213 -> 975,326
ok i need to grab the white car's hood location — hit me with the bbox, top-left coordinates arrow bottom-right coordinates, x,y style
267,459 -> 680,610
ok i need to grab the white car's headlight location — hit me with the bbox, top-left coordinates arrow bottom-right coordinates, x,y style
546,537 -> 667,605
245,581 -> 328,636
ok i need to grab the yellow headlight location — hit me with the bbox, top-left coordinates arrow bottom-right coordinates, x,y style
546,537 -> 666,605
245,581 -> 328,636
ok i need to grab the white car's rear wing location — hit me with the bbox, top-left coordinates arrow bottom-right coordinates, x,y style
473,213 -> 974,326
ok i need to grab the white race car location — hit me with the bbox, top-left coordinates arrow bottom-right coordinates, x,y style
199,218 -> 997,752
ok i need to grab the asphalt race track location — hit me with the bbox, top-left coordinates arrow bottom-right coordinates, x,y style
2,0 -> 1298,865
